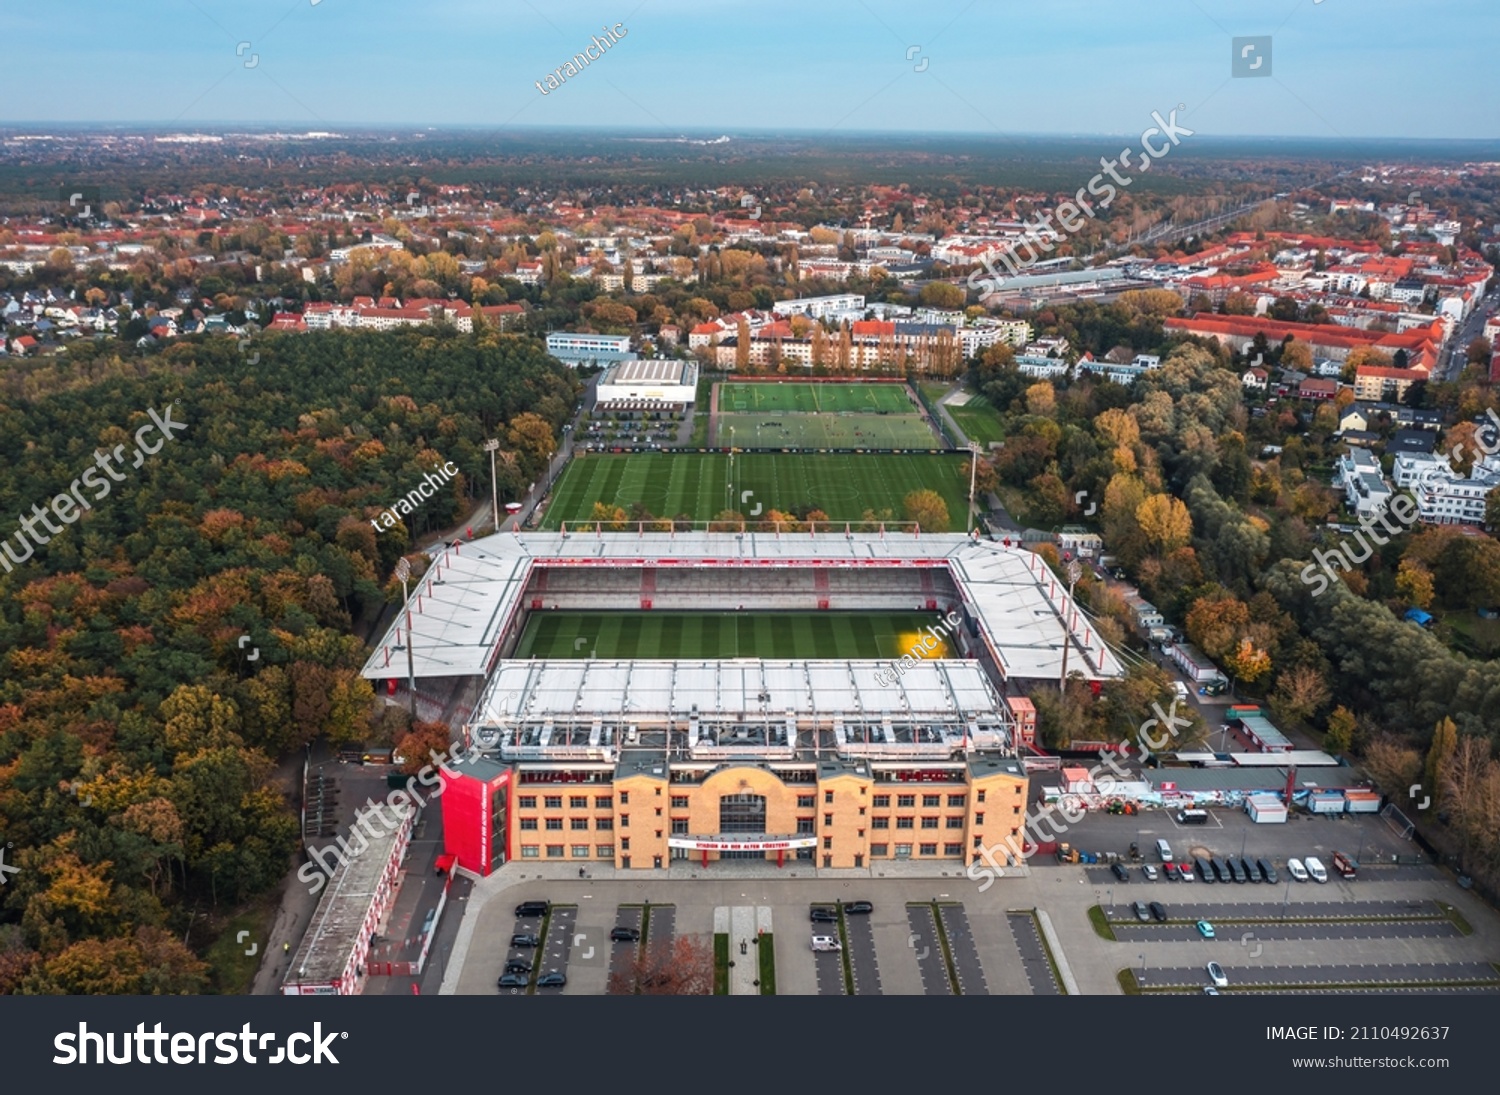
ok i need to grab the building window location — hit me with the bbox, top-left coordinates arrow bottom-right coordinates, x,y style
944,843 -> 964,856
521,845 -> 539,858
655,807 -> 662,816
897,794 -> 915,808
797,795 -> 815,808
973,836 -> 983,848
797,818 -> 815,834
823,836 -> 833,850
596,817 -> 613,831
595,796 -> 612,809
977,790 -> 986,803
546,845 -> 564,858
620,791 -> 629,805
545,818 -> 563,831
873,795 -> 890,808
872,817 -> 889,830
919,843 -> 938,856
520,818 -> 537,831
571,845 -> 590,858
570,796 -> 588,809
621,837 -> 630,851
871,844 -> 889,857
894,844 -> 913,858
823,813 -> 834,826
975,813 -> 984,825
922,794 -> 940,807
544,795 -> 562,809
571,818 -> 589,831
948,795 -> 966,808
858,806 -> 866,816
896,817 -> 914,830
1013,805 -> 1021,814
671,819 -> 688,834
824,790 -> 834,804
671,796 -> 689,809
947,816 -> 965,829
921,817 -> 938,829
519,796 -> 536,809
719,793 -> 767,834
597,845 -> 614,858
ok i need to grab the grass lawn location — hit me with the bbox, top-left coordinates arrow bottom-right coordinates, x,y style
205,906 -> 276,995
714,411 -> 940,449
717,381 -> 914,414
1439,611 -> 1500,659
758,933 -> 776,994
945,391 -> 1006,447
515,610 -> 958,660
542,452 -> 969,529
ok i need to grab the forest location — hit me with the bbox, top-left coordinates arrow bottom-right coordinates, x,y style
0,328 -> 576,993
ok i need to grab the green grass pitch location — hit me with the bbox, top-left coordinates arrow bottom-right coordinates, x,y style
540,452 -> 969,530
717,382 -> 916,414
514,610 -> 957,660
713,412 -> 939,449
945,392 -> 1006,447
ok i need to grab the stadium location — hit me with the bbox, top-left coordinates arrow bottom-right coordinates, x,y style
360,529 -> 1123,875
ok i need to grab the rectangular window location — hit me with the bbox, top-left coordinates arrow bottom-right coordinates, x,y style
620,837 -> 630,851
797,795 -> 815,809
1013,805 -> 1021,814
596,817 -> 613,831
620,814 -> 629,828
944,843 -> 963,856
620,791 -> 629,804
671,819 -> 688,834
896,817 -> 914,830
897,794 -> 915,808
822,836 -> 833,850
571,845 -> 590,858
975,813 -> 984,825
872,795 -> 890,808
797,818 -> 815,834
870,843 -> 889,857
545,818 -> 563,831
823,813 -> 833,826
872,817 -> 889,830
521,845 -> 539,858
520,818 -> 537,831
546,845 -> 564,858
921,817 -> 938,829
671,796 -> 689,809
946,816 -> 965,829
977,790 -> 986,803
596,845 -> 614,858
948,795 -> 966,808
570,796 -> 588,809
518,796 -> 536,809
543,795 -> 562,809
922,794 -> 940,807
595,796 -> 612,809
895,843 -> 913,857
824,790 -> 835,804
919,843 -> 938,856
571,818 -> 589,831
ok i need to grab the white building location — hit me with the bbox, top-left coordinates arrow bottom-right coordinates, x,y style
772,293 -> 865,319
1394,453 -> 1500,526
594,358 -> 698,410
1335,448 -> 1393,518
546,332 -> 633,366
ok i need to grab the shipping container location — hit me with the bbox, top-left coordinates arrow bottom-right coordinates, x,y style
1246,796 -> 1288,824
1166,643 -> 1223,683
1307,791 -> 1345,814
1343,790 -> 1382,814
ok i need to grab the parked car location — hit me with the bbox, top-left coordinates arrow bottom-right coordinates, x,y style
1142,864 -> 1158,880
1305,856 -> 1329,883
1239,856 -> 1258,883
1256,858 -> 1278,884
810,906 -> 838,922
514,900 -> 550,918
1178,861 -> 1194,883
1225,857 -> 1244,883
1212,857 -> 1232,883
510,933 -> 540,948
536,971 -> 566,987
1203,986 -> 1221,995
1195,856 -> 1215,883
1206,961 -> 1228,987
1162,862 -> 1179,881
844,901 -> 874,914
1132,900 -> 1151,922
1286,858 -> 1309,882
1156,838 -> 1174,862
1111,862 -> 1130,882
609,926 -> 640,942
1172,681 -> 1191,701
497,972 -> 528,989
504,958 -> 532,974
811,934 -> 843,952
1196,920 -> 1215,939
1149,901 -> 1168,922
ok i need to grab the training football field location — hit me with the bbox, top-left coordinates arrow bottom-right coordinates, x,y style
514,610 -> 957,660
713,412 -> 939,449
540,452 -> 968,529
717,382 -> 915,414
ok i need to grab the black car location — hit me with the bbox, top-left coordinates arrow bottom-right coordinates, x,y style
1149,901 -> 1168,922
1225,857 -> 1244,883
510,933 -> 540,948
497,972 -> 527,989
1240,856 -> 1259,883
1111,861 -> 1130,882
843,901 -> 874,914
504,958 -> 532,974
610,926 -> 641,942
1211,857 -> 1232,883
1195,856 -> 1216,883
536,971 -> 566,988
810,906 -> 839,922
1257,858 -> 1279,884
514,900 -> 549,918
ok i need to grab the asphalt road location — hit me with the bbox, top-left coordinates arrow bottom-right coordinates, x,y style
1104,898 -> 1444,920
904,905 -> 951,996
1114,920 -> 1462,943
1007,912 -> 1063,996
938,904 -> 989,995
1147,961 -> 1500,988
606,905 -> 644,993
844,912 -> 883,995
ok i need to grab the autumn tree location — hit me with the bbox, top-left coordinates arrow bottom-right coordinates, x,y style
1135,493 -> 1193,554
1425,716 -> 1457,808
1324,705 -> 1357,755
903,489 -> 950,531
1268,664 -> 1330,726
608,934 -> 715,995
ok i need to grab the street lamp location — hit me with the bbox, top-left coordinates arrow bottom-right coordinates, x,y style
1059,558 -> 1083,696
394,557 -> 416,716
966,441 -> 982,525
1139,953 -> 1146,987
483,439 -> 501,533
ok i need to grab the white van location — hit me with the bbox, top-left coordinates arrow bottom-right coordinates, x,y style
1156,839 -> 1173,862
1172,681 -> 1191,701
1286,858 -> 1308,882
1304,856 -> 1329,883
811,935 -> 842,952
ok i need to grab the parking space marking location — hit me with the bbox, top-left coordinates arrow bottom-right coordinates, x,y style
1147,961 -> 1500,989
537,906 -> 576,994
607,905 -> 644,994
1006,912 -> 1062,996
843,911 -> 883,996
938,905 -> 988,995
904,904 -> 952,996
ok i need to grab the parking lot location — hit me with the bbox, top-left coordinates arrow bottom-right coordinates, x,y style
447,811 -> 1500,996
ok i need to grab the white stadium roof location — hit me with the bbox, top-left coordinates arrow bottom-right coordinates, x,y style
360,531 -> 1124,685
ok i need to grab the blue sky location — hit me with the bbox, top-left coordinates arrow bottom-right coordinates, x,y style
1,0 -> 1494,138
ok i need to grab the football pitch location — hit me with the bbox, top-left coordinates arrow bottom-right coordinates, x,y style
515,610 -> 957,660
540,452 -> 968,529
714,381 -> 938,448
